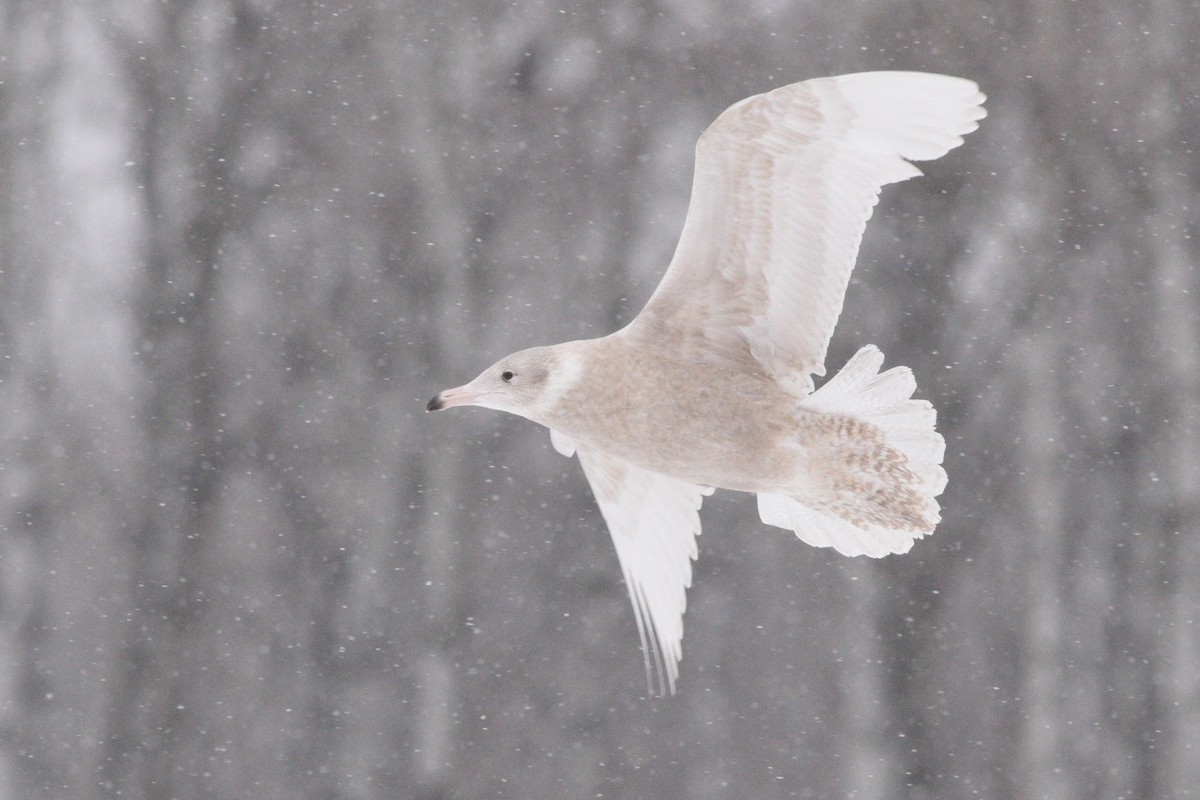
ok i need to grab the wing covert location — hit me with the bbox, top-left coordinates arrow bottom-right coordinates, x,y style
624,71 -> 986,395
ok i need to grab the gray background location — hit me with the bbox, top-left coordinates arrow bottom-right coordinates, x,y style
2,1 -> 1198,798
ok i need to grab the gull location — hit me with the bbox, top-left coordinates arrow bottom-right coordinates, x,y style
428,71 -> 985,695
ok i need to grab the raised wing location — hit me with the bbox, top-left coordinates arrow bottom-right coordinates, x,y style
553,431 -> 711,695
624,72 -> 986,394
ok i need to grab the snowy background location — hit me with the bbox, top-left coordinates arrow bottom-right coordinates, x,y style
1,1 -> 1198,798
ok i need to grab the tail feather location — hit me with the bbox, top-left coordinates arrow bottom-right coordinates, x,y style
758,493 -> 924,557
758,345 -> 946,558
800,345 -> 913,415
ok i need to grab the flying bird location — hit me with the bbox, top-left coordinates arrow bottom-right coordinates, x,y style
428,71 -> 985,695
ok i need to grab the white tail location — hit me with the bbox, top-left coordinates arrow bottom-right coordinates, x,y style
757,345 -> 947,557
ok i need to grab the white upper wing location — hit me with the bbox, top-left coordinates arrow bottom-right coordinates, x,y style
553,431 -> 711,696
624,72 -> 986,395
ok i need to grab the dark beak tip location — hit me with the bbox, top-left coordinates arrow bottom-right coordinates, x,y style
426,394 -> 443,412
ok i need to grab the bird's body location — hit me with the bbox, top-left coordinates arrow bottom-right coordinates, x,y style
428,71 -> 986,694
541,336 -> 799,493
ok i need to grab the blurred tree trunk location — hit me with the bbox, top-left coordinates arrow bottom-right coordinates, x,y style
1,3 -> 147,797
415,444 -> 466,799
100,15 -> 220,798
1140,10 -> 1200,791
0,6 -> 58,795
840,563 -> 900,798
99,2 -> 273,795
399,27 -> 477,795
1147,121 -> 1200,800
1015,336 -> 1070,800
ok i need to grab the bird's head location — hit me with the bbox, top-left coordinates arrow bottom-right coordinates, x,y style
427,344 -> 576,425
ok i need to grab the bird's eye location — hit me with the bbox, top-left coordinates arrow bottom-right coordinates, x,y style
501,370 -> 515,383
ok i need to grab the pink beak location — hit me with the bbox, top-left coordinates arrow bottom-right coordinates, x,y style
426,384 -> 479,411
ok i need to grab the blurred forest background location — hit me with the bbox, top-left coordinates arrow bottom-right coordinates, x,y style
1,0 -> 1198,798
